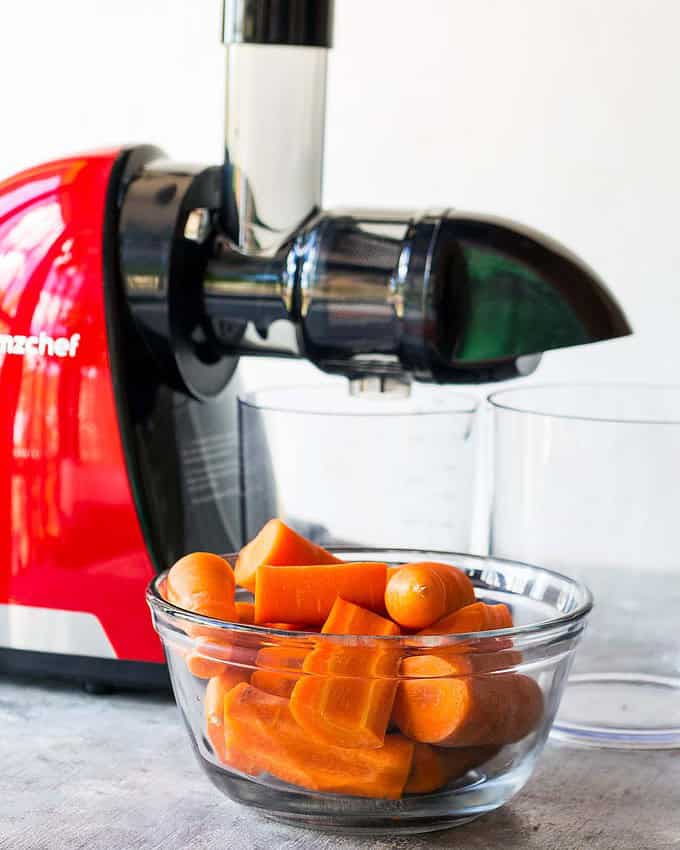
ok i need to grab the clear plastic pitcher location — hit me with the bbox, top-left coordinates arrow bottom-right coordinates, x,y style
238,384 -> 479,551
489,383 -> 680,748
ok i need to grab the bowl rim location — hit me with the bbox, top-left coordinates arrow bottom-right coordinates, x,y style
146,548 -> 593,645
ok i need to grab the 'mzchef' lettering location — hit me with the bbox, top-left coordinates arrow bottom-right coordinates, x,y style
0,332 -> 81,358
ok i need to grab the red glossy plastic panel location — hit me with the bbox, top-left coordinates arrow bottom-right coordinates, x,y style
0,151 -> 163,663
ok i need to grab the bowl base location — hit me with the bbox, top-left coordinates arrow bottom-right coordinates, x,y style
198,748 -> 528,835
552,673 -> 680,749
259,811 -> 482,835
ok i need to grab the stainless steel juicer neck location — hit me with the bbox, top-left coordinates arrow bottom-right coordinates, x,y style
221,0 -> 332,253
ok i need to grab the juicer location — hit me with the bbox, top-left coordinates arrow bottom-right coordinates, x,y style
0,0 -> 630,687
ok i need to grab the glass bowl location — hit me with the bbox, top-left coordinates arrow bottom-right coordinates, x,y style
147,549 -> 592,835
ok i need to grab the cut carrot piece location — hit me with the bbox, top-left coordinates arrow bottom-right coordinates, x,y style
291,654 -> 398,748
251,645 -> 308,698
404,743 -> 498,794
393,654 -> 543,747
418,601 -> 513,636
250,671 -> 299,698
393,654 -> 481,748
415,599 -> 518,672
467,638 -> 524,674
187,637 -> 233,679
263,622 -> 310,632
443,744 -> 501,775
235,601 -> 255,624
166,552 -> 237,626
425,640 -> 523,675
303,643 -> 399,677
186,636 -> 258,679
204,670 -> 250,762
385,562 -> 475,630
403,742 -> 448,794
254,562 -> 388,626
235,519 -> 341,592
290,599 -> 399,748
321,596 -> 401,636
223,683 -> 414,799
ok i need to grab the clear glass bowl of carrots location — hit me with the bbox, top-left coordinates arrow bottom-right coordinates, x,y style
147,520 -> 592,835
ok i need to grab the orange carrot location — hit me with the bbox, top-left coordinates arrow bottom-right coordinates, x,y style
290,599 -> 399,748
235,601 -> 255,624
224,682 -> 414,799
393,654 -> 543,747
393,655 -> 476,749
235,519 -> 341,592
166,552 -> 237,625
186,637 -> 233,679
385,562 -> 475,630
204,669 -> 250,762
186,636 -> 258,679
251,645 -> 308,698
418,601 -> 512,636
420,640 -> 523,675
403,742 -> 448,794
321,596 -> 400,636
467,637 -> 523,674
254,562 -> 388,626
404,743 -> 498,794
262,622 -> 310,632
291,654 -> 398,748
445,745 -> 501,775
416,601 -> 517,672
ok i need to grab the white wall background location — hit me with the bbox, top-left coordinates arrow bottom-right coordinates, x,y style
2,0 -> 679,550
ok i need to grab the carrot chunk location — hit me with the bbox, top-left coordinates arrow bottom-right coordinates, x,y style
416,601 -> 518,672
235,601 -> 255,624
289,599 -> 399,748
425,640 -> 523,675
254,562 -> 388,626
204,670 -> 250,762
235,519 -> 341,592
404,743 -> 498,794
186,637 -> 234,679
321,596 -> 400,636
466,637 -> 524,674
393,654 -> 543,747
403,742 -> 449,794
166,552 -> 237,624
186,636 -> 257,679
251,645 -> 308,698
223,683 -> 414,799
418,601 -> 513,635
385,562 -> 475,630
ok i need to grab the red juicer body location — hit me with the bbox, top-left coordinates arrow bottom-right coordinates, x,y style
0,150 -> 165,684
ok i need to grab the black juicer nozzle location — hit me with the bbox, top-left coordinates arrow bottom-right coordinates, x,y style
204,208 -> 631,383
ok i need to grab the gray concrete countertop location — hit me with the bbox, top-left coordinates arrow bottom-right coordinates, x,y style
1,674 -> 679,850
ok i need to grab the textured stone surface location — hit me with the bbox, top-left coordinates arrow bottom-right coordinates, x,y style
1,674 -> 679,850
